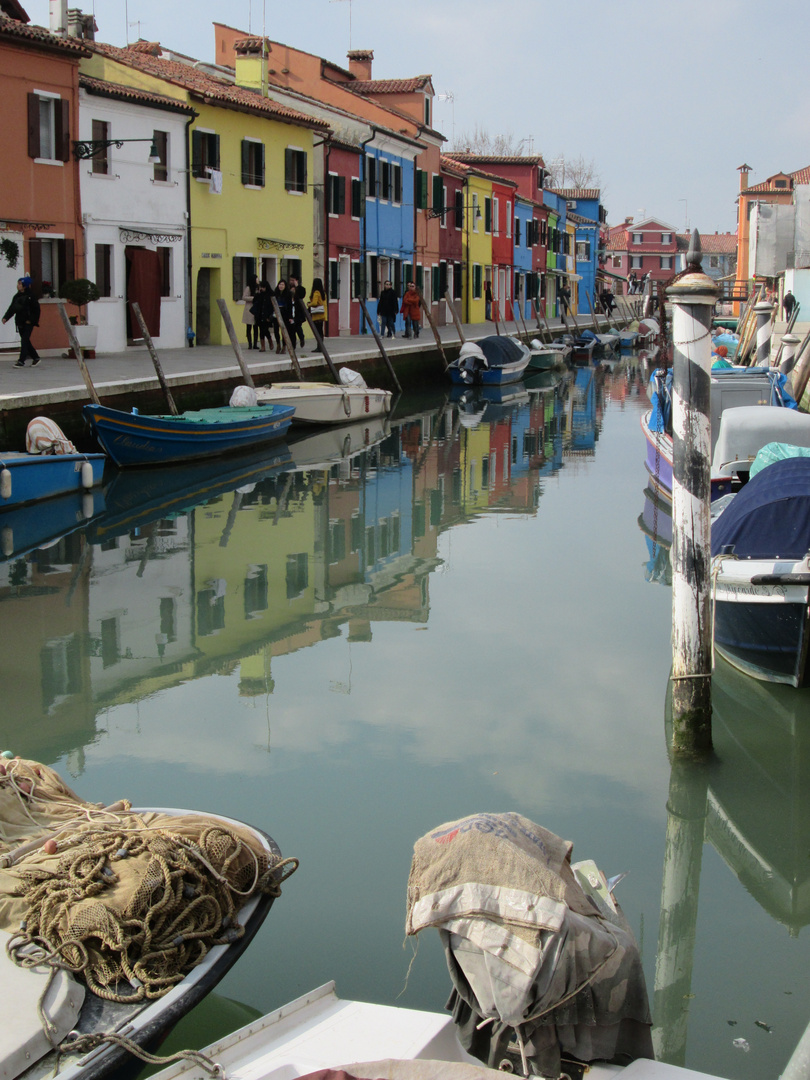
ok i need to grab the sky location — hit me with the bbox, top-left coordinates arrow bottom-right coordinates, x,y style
26,0 -> 810,236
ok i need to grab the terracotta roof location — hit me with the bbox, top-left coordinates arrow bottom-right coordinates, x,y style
0,14 -> 91,54
743,165 -> 810,195
440,155 -> 518,188
234,36 -> 270,54
450,153 -> 545,166
567,211 -> 598,226
79,73 -> 195,113
605,227 -> 628,251
440,155 -> 467,177
676,231 -> 737,254
348,76 -> 432,94
1,0 -> 29,21
89,41 -> 330,130
551,187 -> 600,200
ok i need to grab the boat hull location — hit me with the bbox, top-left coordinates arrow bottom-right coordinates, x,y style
0,451 -> 105,511
83,404 -> 294,468
712,558 -> 810,687
640,412 -> 673,502
255,382 -> 392,424
447,356 -> 530,386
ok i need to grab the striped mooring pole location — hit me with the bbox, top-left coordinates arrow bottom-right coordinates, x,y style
754,300 -> 774,366
666,230 -> 719,754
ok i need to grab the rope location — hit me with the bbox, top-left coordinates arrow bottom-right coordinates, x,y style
55,1030 -> 226,1077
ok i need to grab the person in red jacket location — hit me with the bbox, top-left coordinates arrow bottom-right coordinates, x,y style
400,281 -> 421,339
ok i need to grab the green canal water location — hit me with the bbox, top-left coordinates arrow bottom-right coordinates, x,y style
2,362 -> 809,1079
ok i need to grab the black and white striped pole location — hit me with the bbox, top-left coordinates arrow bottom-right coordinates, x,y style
666,230 -> 719,753
754,300 -> 774,367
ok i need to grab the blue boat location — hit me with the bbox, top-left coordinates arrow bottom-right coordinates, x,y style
0,449 -> 105,511
83,403 -> 295,468
0,487 -> 106,561
448,336 -> 531,386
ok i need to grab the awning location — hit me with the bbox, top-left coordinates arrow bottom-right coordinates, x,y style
597,268 -> 627,282
548,268 -> 582,281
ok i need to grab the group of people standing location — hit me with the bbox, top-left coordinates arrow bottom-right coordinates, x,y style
626,271 -> 651,295
241,275 -> 327,354
377,280 -> 422,339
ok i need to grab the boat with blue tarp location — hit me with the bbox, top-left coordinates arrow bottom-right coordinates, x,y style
448,337 -> 531,386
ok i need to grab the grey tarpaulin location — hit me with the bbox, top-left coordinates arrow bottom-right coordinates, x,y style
406,813 -> 653,1078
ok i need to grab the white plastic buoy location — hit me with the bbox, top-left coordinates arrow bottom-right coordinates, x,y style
0,468 -> 11,500
1,526 -> 12,558
82,492 -> 94,519
80,461 -> 94,490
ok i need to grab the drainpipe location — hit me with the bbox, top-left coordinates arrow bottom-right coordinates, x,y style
358,129 -> 375,334
313,134 -> 331,291
184,111 -> 198,345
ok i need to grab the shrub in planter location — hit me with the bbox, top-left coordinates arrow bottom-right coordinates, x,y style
59,278 -> 100,325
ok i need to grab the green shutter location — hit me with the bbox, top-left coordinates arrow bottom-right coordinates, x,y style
191,130 -> 203,177
394,164 -> 402,203
285,148 -> 293,190
416,265 -> 423,291
338,175 -> 346,215
241,140 -> 250,185
432,174 -> 443,213
484,198 -> 492,233
420,171 -> 428,210
257,143 -> 265,187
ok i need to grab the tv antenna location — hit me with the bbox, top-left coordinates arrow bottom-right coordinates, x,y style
330,0 -> 353,51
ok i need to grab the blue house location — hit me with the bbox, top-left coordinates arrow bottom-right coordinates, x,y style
542,188 -> 568,318
513,197 -> 535,322
362,141 -> 418,333
552,188 -> 607,315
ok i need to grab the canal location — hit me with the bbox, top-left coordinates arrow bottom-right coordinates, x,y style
1,361 -> 808,1080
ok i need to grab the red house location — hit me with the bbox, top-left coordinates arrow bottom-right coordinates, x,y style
607,216 -> 677,294
438,156 -> 465,318
325,141 -> 363,335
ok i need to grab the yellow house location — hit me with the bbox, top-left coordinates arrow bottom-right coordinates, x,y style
458,167 -> 494,324
566,219 -> 578,314
82,40 -> 328,345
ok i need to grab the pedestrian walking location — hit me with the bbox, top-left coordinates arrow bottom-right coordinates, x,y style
2,275 -> 41,368
485,280 -> 493,321
308,277 -> 327,352
784,290 -> 796,320
400,281 -> 421,339
241,273 -> 258,349
274,280 -> 292,353
250,280 -> 272,352
377,279 -> 398,338
288,275 -> 306,348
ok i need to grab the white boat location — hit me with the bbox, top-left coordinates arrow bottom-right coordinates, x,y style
147,981 -> 726,1080
2,759 -> 293,1080
255,370 -> 393,425
711,404 -> 810,498
287,415 -> 391,471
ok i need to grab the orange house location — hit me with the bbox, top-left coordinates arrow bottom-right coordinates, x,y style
0,15 -> 90,355
213,28 -> 446,320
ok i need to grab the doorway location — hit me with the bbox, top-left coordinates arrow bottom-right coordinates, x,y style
338,255 -> 351,334
196,268 -> 211,345
125,246 -> 162,343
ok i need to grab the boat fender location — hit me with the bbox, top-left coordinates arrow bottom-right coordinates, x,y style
80,461 -> 94,490
365,395 -> 370,413
82,492 -> 94,519
1,526 -> 12,558
1,751 -> 14,759
0,467 -> 11,500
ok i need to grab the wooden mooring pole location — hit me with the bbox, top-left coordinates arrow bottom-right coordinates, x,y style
216,298 -> 255,389
666,230 -> 718,754
754,299 -> 774,367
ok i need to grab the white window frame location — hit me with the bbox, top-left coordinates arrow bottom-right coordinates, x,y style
34,89 -> 62,165
631,255 -> 643,269
506,200 -> 511,239
493,196 -> 500,237
632,232 -> 643,245
472,193 -> 479,233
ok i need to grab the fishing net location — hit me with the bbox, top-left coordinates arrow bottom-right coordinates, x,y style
0,758 -> 297,1002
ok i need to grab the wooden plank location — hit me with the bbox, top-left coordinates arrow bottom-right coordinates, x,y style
56,301 -> 100,405
131,302 -> 179,414
358,298 -> 402,391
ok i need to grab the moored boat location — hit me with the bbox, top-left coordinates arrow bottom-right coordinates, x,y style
448,337 -> 531,386
255,370 -> 393,425
82,403 -> 294,468
1,757 -> 295,1080
526,337 -> 570,371
1,417 -> 104,511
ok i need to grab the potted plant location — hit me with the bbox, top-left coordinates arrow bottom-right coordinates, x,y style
59,277 -> 100,356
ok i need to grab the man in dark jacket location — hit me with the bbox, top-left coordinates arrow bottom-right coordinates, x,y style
377,280 -> 398,338
784,290 -> 796,320
2,275 -> 41,367
288,275 -> 306,348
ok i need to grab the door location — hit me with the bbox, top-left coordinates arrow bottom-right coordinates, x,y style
498,268 -> 506,323
126,246 -> 162,342
338,255 -> 351,334
195,268 -> 211,345
261,256 -> 278,288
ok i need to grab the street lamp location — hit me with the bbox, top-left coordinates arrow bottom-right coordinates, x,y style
73,138 -> 161,162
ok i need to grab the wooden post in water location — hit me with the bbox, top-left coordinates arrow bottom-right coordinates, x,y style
358,298 -> 403,390
270,295 -> 304,379
754,300 -> 774,367
131,301 -> 180,415
298,302 -> 342,385
56,301 -> 100,405
444,291 -> 466,344
418,294 -> 449,369
216,298 -> 255,388
666,231 -> 718,753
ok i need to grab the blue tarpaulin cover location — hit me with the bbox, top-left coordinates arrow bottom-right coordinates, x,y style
478,336 -> 526,367
711,457 -> 810,559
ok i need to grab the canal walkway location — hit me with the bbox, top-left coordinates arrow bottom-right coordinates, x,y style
0,313 -> 618,414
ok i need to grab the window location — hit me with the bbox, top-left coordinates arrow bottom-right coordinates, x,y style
631,255 -> 642,269
327,173 -> 346,215
455,190 -> 463,229
285,554 -> 308,599
393,163 -> 402,203
366,154 -> 377,198
472,193 -> 479,233
232,255 -> 256,301
191,129 -> 220,179
514,218 -> 521,247
441,185 -> 448,227
351,178 -> 365,218
28,92 -> 69,162
244,565 -> 268,617
241,139 -> 265,187
660,255 -> 672,270
284,148 -> 307,193
710,255 -> 719,268
661,232 -> 671,244
152,130 -> 168,182
576,240 -> 591,261
484,197 -> 492,234
329,259 -> 339,300
541,219 -> 547,246
612,255 -> 621,268
432,265 -> 441,302
424,95 -> 431,126
775,178 -> 788,189
352,260 -> 364,299
91,119 -> 110,175
381,160 -> 391,201
432,174 -> 443,216
368,254 -> 379,298
415,169 -> 428,210
473,263 -> 482,299
158,247 -> 172,297
632,232 -> 643,245
493,197 -> 500,236
506,201 -> 511,239
453,261 -> 462,301
94,244 -> 112,297
28,237 -> 73,295
415,264 -> 423,292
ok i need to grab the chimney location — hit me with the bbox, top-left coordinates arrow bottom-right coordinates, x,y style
625,215 -> 634,225
49,0 -> 67,34
347,49 -> 373,81
67,9 -> 97,40
234,36 -> 270,93
737,163 -> 752,192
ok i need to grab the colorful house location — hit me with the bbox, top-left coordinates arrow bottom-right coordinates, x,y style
83,39 -> 328,346
513,196 -> 535,322
438,156 -> 466,320
0,10 -> 90,356
607,215 -> 677,298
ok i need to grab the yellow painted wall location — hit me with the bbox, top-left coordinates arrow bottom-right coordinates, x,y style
463,175 -> 493,323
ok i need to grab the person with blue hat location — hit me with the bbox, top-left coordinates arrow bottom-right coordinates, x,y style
2,275 -> 41,367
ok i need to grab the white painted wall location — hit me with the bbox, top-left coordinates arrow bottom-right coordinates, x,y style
0,231 -> 25,350
78,90 -> 189,353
